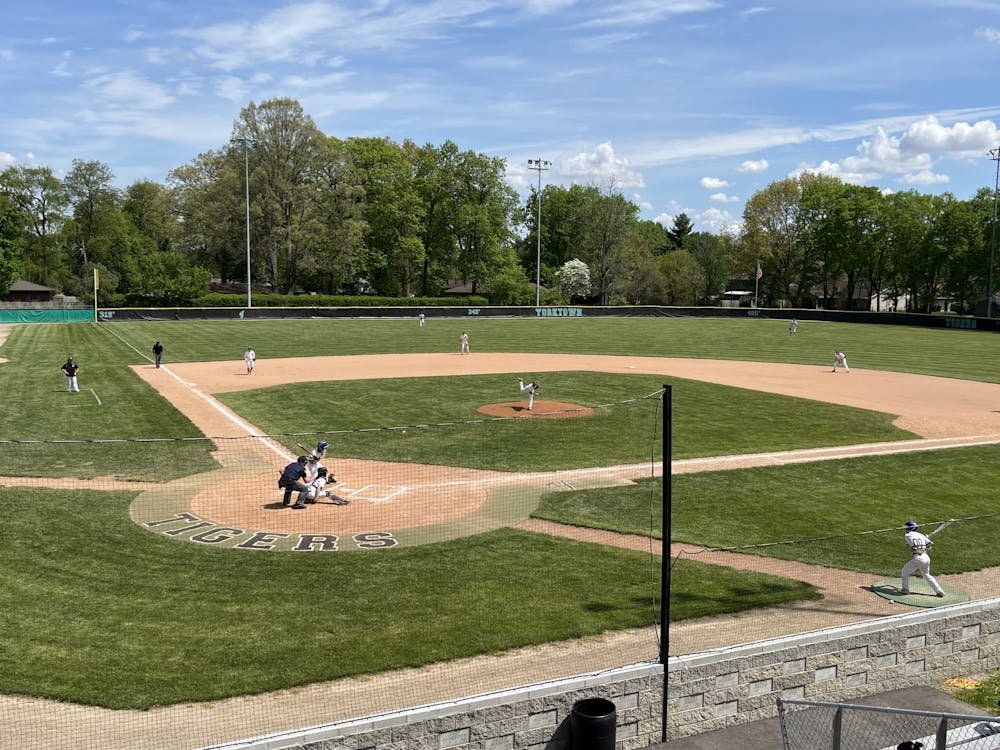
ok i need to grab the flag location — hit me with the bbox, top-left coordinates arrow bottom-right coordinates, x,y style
756,264 -> 763,281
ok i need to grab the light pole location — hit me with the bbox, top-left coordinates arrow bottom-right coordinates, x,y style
234,137 -> 253,309
989,147 -> 1000,318
527,158 -> 551,307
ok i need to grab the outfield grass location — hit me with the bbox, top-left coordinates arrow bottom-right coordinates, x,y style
533,445 -> 1000,575
0,487 -> 818,708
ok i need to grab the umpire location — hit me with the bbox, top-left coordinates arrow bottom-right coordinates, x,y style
278,456 -> 311,507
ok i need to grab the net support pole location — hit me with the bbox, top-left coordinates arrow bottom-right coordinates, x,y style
660,384 -> 672,742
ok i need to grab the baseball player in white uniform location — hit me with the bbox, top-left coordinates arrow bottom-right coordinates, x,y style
291,467 -> 348,508
900,520 -> 945,597
832,349 -> 850,372
297,440 -> 328,478
517,378 -> 540,411
244,347 -> 256,374
459,331 -> 470,354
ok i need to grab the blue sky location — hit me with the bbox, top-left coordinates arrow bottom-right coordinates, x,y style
4,0 -> 1000,234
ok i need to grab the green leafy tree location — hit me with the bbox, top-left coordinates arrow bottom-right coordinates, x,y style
686,231 -> 734,303
740,177 -> 806,306
0,195 -> 23,293
659,249 -> 706,305
0,165 -> 70,289
554,258 -> 592,301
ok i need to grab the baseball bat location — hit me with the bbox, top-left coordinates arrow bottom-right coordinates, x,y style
928,519 -> 956,537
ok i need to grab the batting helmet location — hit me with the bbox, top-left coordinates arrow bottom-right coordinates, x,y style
904,520 -> 919,530
318,440 -> 329,451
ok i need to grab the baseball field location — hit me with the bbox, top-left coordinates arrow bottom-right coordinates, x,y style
1,314 -> 999,748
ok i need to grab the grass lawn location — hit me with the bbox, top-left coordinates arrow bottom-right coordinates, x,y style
0,487 -> 818,708
534,445 -> 1000,575
0,315 -> 996,708
219,371 -> 912,470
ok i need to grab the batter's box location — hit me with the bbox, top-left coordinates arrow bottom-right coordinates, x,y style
335,484 -> 409,504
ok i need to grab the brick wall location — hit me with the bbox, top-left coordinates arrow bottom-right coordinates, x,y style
212,598 -> 1000,749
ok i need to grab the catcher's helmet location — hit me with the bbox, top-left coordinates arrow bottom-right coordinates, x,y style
904,520 -> 919,530
317,440 -> 329,451
316,467 -> 328,478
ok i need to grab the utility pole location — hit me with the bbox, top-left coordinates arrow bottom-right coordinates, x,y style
527,159 -> 551,307
988,148 -> 1000,318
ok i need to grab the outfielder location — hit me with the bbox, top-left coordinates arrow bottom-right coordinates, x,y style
832,349 -> 850,372
900,520 -> 945,597
517,378 -> 540,411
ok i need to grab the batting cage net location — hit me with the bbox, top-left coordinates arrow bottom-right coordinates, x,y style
0,391 -> 672,750
778,698 -> 1000,750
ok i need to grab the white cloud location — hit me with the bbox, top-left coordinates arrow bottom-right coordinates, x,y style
737,158 -> 768,173
583,1 -> 723,28
699,176 -> 729,189
562,142 -> 644,187
899,115 -> 1000,157
82,71 -> 176,110
975,26 -> 1000,43
0,151 -> 16,168
790,126 -> 947,186
709,192 -> 739,203
740,6 -> 773,17
903,170 -> 950,185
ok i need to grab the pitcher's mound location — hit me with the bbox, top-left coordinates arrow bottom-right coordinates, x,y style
477,401 -> 595,419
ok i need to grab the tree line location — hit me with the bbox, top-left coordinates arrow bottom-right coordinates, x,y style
0,97 -> 995,312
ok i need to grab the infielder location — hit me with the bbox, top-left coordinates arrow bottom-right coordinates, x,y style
459,331 -> 470,354
900,520 -> 945,597
61,356 -> 80,393
517,378 -> 540,411
832,349 -> 849,372
244,346 -> 256,374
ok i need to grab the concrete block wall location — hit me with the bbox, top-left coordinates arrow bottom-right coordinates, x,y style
211,598 -> 1000,750
667,597 -> 1000,739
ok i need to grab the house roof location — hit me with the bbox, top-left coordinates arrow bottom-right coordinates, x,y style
9,279 -> 55,292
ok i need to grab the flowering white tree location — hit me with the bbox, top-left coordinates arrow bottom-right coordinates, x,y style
555,258 -> 591,300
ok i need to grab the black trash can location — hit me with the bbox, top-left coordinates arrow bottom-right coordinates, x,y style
570,697 -> 617,750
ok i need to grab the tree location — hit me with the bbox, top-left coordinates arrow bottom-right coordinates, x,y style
666,212 -> 694,250
0,165 -> 70,288
554,258 -> 591,300
659,249 -> 706,305
686,231 -> 734,303
62,159 -> 119,269
740,178 -> 806,306
578,180 -> 640,304
0,194 -> 23,294
236,98 -> 326,292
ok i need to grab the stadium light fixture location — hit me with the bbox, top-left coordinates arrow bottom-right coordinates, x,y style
527,158 -> 551,307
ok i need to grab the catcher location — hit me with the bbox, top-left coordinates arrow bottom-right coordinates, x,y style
291,466 -> 349,509
517,378 -> 540,411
